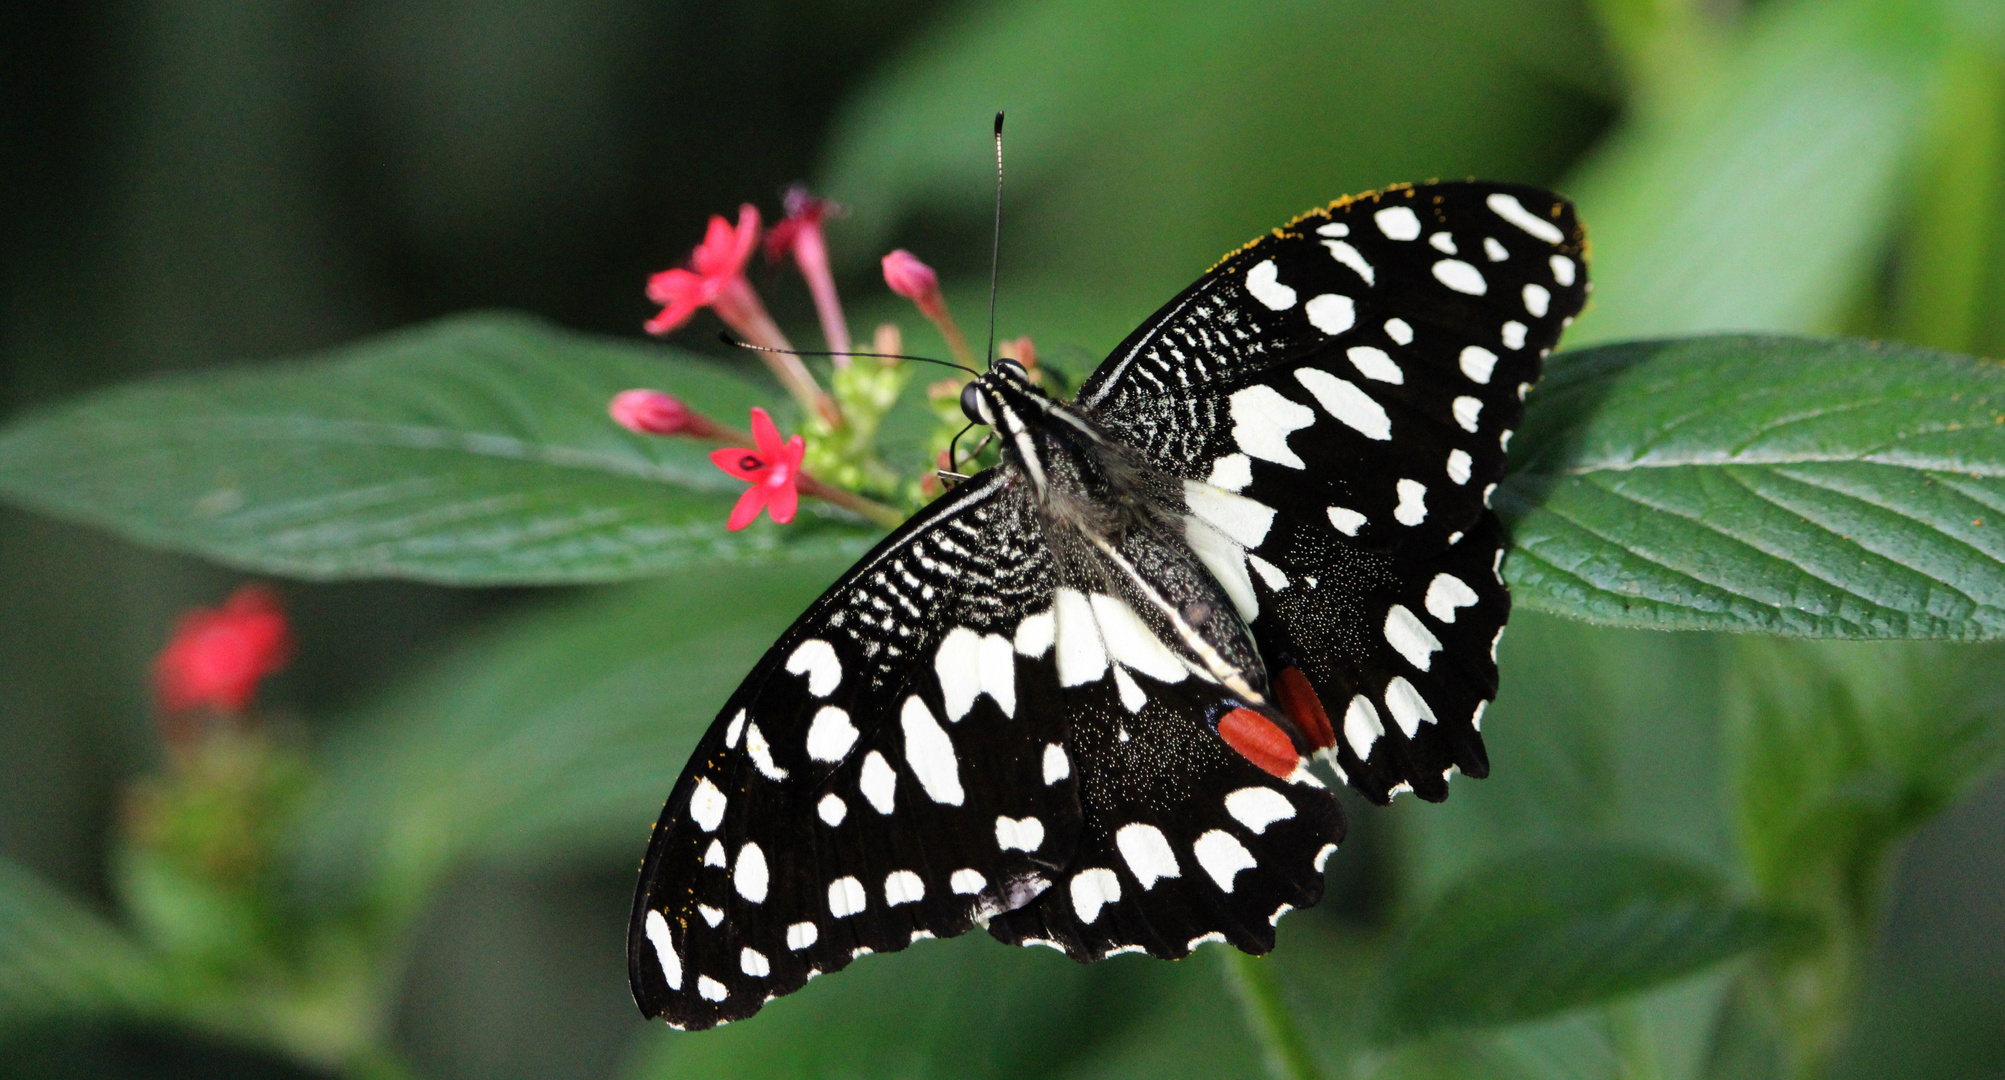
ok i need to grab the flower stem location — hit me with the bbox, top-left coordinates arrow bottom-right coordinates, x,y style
1217,948 -> 1325,1080
798,473 -> 905,530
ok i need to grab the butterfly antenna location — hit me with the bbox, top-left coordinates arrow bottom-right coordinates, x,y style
985,111 -> 1004,371
720,333 -> 976,376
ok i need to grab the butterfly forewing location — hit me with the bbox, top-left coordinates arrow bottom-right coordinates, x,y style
629,473 -> 1083,1028
1082,182 -> 1586,802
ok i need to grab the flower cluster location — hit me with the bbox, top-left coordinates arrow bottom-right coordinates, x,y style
613,186 -> 1036,532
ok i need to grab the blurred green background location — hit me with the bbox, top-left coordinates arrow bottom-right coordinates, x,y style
5,0 -> 2005,1077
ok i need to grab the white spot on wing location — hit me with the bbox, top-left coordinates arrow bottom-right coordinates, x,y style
1429,232 -> 1456,254
1112,665 -> 1147,712
806,706 -> 857,763
1091,593 -> 1190,684
644,910 -> 681,990
785,921 -> 817,950
703,839 -> 725,867
1432,259 -> 1487,295
741,947 -> 770,977
884,869 -> 925,907
785,639 -> 841,697
734,842 -> 769,903
1228,385 -> 1315,469
1501,321 -> 1527,350
1394,480 -> 1428,526
1426,573 -> 1480,623
1316,222 -> 1349,237
1447,449 -> 1473,485
1550,254 -> 1577,286
1014,609 -> 1055,658
1189,932 -> 1227,950
1054,588 -> 1108,687
1070,868 -> 1122,923
724,709 -> 745,749
1488,192 -> 1565,243
1344,694 -> 1384,758
1327,506 -> 1366,536
1207,453 -> 1253,492
1184,516 -> 1260,622
1320,239 -> 1375,285
1375,205 -> 1422,240
1315,844 -> 1338,872
745,721 -> 788,781
1460,346 -> 1498,384
1484,236 -> 1508,261
817,792 -> 846,826
1224,787 -> 1296,833
690,777 -> 727,832
934,627 -> 983,721
1193,830 -> 1258,892
1304,293 -> 1356,335
1295,368 -> 1390,440
1245,259 -> 1297,310
1346,346 -> 1403,384
1385,604 -> 1443,671
698,975 -> 727,1002
1247,553 -> 1289,591
1452,396 -> 1483,433
828,876 -> 867,918
977,634 -> 1016,717
1043,743 -> 1070,784
1523,283 -> 1551,317
1116,823 -> 1181,889
859,750 -> 897,813
996,815 -> 1045,852
901,696 -> 963,805
1184,481 -> 1276,548
951,868 -> 986,895
1385,676 -> 1439,736
1384,318 -> 1414,344
699,904 -> 723,927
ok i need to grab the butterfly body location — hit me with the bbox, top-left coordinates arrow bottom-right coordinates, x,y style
631,182 -> 1588,1029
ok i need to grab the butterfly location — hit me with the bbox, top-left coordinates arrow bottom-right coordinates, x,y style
629,181 -> 1588,1028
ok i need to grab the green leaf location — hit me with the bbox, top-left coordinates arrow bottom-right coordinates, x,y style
1380,846 -> 1788,1038
0,858 -> 169,1028
290,559 -> 845,916
0,313 -> 879,584
1563,0 -> 1948,345
1501,334 -> 2005,638
619,933 -> 1214,1080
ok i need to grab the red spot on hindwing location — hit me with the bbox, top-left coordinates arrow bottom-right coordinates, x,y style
1218,707 -> 1301,778
1275,667 -> 1337,750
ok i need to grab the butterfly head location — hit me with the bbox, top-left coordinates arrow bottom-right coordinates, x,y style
959,357 -> 1035,428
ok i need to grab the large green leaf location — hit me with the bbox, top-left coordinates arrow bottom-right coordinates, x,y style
1502,334 -> 2005,638
0,859 -> 169,1029
0,314 -> 879,584
289,559 -> 846,915
1379,847 -> 1788,1038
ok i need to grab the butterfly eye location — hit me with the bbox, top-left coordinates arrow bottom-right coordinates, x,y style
960,381 -> 986,425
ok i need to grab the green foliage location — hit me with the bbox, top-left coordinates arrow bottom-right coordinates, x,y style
1500,334 -> 2005,638
1379,847 -> 1792,1038
0,314 -> 879,585
0,860 -> 169,1029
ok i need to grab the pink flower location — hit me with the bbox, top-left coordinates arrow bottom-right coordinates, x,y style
881,249 -> 942,315
610,389 -> 692,435
154,585 -> 293,716
709,408 -> 807,530
883,249 -> 974,367
645,205 -> 762,335
766,187 -> 851,362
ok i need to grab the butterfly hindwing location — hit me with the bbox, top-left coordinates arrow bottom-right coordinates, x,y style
629,472 -> 1084,1029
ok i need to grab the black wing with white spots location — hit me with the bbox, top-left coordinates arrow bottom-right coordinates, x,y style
1080,182 -> 1587,802
629,472 -> 1084,1029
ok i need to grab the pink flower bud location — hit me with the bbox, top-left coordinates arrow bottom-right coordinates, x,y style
154,585 -> 292,716
881,249 -> 941,303
610,389 -> 692,435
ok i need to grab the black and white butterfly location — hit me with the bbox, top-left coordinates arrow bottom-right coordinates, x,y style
629,181 -> 1588,1028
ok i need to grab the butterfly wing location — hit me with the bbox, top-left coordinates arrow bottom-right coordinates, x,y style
628,470 -> 1084,1029
1080,182 -> 1588,802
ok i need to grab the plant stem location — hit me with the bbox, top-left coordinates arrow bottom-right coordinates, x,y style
1218,948 -> 1325,1080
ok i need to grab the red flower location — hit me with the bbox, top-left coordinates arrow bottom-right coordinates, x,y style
765,187 -> 851,360
709,408 -> 807,530
153,585 -> 293,715
645,205 -> 762,335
